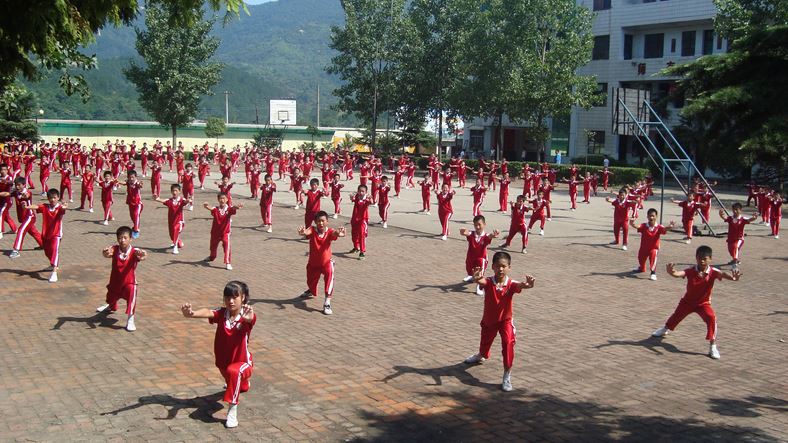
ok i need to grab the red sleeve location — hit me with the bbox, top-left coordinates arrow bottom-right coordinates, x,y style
637,224 -> 645,233
229,207 -> 238,215
510,281 -> 523,295
208,309 -> 222,324
659,225 -> 667,235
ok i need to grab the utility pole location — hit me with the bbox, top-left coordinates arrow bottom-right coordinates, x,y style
223,91 -> 231,124
316,84 -> 320,128
255,104 -> 260,125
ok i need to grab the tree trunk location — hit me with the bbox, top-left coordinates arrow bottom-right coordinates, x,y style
496,110 -> 504,162
171,126 -> 177,150
438,111 -> 444,160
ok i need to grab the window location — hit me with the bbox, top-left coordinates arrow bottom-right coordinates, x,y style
587,131 -> 606,154
593,0 -> 611,10
716,35 -> 723,50
594,83 -> 608,107
644,33 -> 664,58
702,30 -> 714,55
592,35 -> 610,60
624,34 -> 633,60
670,38 -> 676,53
681,31 -> 696,56
469,130 -> 484,150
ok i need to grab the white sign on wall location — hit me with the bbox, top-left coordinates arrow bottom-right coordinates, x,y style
269,100 -> 297,125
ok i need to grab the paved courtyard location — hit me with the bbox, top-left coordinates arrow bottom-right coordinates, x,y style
0,170 -> 786,442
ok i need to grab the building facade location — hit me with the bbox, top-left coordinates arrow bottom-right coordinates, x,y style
569,0 -> 726,163
462,116 -> 553,161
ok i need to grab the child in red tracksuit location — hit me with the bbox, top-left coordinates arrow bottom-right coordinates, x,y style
768,191 -> 784,239
418,176 -> 433,214
500,195 -> 531,253
58,160 -> 74,202
498,173 -> 511,213
349,185 -> 372,259
0,163 -> 17,238
436,184 -> 455,240
259,174 -> 276,233
203,193 -> 242,270
155,184 -> 191,255
216,176 -> 236,207
561,174 -> 585,211
181,164 -> 196,210
629,208 -> 673,281
528,189 -> 549,236
297,211 -> 346,315
606,189 -> 636,250
377,176 -> 391,228
460,215 -> 499,296
78,170 -> 96,212
464,251 -> 535,392
181,281 -> 256,428
3,178 -> 43,258
99,171 -> 117,225
718,203 -> 758,265
150,161 -> 162,199
121,170 -> 144,238
652,245 -> 740,360
303,178 -> 329,227
29,188 -> 68,283
96,226 -> 148,332
470,178 -> 486,217
672,192 -> 706,244
329,174 -> 344,219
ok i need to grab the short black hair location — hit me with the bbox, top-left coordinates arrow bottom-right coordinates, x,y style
217,192 -> 228,199
314,210 -> 328,221
358,184 -> 367,192
473,215 -> 486,224
170,183 -> 181,191
696,245 -> 712,259
647,208 -> 658,216
492,251 -> 511,265
310,178 -> 320,186
116,226 -> 133,238
127,169 -> 137,177
47,188 -> 60,198
732,202 -> 742,210
103,170 -> 112,177
13,176 -> 26,186
223,280 -> 250,303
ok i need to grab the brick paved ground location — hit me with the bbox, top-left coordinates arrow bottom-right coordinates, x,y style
0,170 -> 786,442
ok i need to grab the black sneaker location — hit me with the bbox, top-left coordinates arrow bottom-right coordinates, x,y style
348,248 -> 358,254
299,290 -> 314,299
359,252 -> 365,260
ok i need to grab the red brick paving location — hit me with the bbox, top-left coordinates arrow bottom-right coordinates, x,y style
0,171 -> 786,442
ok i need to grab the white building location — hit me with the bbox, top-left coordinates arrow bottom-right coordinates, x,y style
569,0 -> 727,163
462,116 -> 552,161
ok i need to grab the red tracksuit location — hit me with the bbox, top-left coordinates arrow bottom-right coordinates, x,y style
377,184 -> 391,223
678,200 -> 702,239
465,232 -> 493,276
477,276 -> 523,369
306,227 -> 340,297
100,180 -> 116,222
498,179 -> 511,212
504,203 -> 530,248
304,188 -> 327,227
565,179 -> 580,209
79,171 -> 95,209
436,191 -> 454,237
163,197 -> 188,248
12,190 -> 43,250
770,199 -> 783,236
723,215 -> 751,261
330,182 -> 344,215
0,174 -> 16,233
209,205 -> 237,264
249,170 -> 261,199
610,198 -> 634,245
105,245 -> 141,315
59,169 -> 73,201
126,181 -> 143,232
35,203 -> 66,267
350,193 -> 372,252
150,163 -> 162,198
635,223 -> 667,272
663,266 -> 722,341
528,198 -> 548,231
219,183 -> 235,207
181,171 -> 195,201
259,183 -> 276,226
210,308 -> 256,404
420,181 -> 433,212
471,185 -> 486,217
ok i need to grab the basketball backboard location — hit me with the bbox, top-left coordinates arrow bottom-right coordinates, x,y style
270,100 -> 297,125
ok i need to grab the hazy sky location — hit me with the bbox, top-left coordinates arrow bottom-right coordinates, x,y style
244,0 -> 276,4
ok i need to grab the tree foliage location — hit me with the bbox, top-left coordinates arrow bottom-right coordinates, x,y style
124,4 -> 223,146
0,83 -> 39,141
0,0 -> 246,99
205,116 -> 226,139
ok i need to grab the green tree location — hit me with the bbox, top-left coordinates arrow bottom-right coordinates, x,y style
455,0 -> 597,159
0,83 -> 40,141
0,0 -> 246,99
306,124 -> 321,143
205,117 -> 226,141
326,0 -> 408,150
125,4 -> 223,147
666,0 -> 787,188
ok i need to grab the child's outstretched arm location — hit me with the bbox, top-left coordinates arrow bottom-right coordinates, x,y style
629,218 -> 638,228
102,246 -> 114,258
472,266 -> 488,286
297,225 -> 313,237
720,268 -> 742,281
180,303 -> 214,319
134,248 -> 148,261
490,229 -> 501,238
335,226 -> 346,238
518,275 -> 536,290
718,209 -> 728,221
666,263 -> 685,278
458,228 -> 472,237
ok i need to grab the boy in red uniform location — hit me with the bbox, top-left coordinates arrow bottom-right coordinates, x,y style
329,173 -> 344,219
181,281 -> 256,428
349,184 -> 372,259
303,178 -> 329,227
652,246 -> 741,360
181,163 -> 196,211
498,173 -> 511,213
290,167 -> 306,209
99,171 -> 117,226
259,174 -> 276,233
606,189 -> 636,250
0,163 -> 17,238
121,170 -> 144,238
629,208 -> 673,280
150,161 -> 162,199
155,184 -> 191,255
297,211 -> 346,315
470,178 -> 486,217
77,169 -> 96,212
58,160 -> 74,202
377,176 -> 391,228
418,175 -> 433,214
216,176 -> 237,207
28,188 -> 68,282
528,189 -> 549,236
538,177 -> 554,220
561,174 -> 585,211
768,191 -> 784,239
671,192 -> 706,244
203,193 -> 243,270
3,177 -> 43,258
96,226 -> 148,332
718,203 -> 758,265
436,184 -> 455,240
500,195 -> 531,253
459,215 -> 500,296
464,251 -> 536,391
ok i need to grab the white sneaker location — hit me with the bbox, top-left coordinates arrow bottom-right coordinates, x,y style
9,250 -> 20,259
547,217 -> 552,221
464,353 -> 486,364
226,264 -> 233,271
0,232 -> 3,239
709,344 -> 720,360
188,205 -> 193,211
48,271 -> 58,283
775,235 -> 779,239
502,371 -> 513,392
382,222 -> 387,229
126,315 -> 136,332
652,326 -> 669,337
69,198 -> 73,203
225,403 -> 238,428
539,229 -> 544,236
685,238 -> 692,244
475,285 -> 484,296
622,245 -> 628,251
266,226 -> 272,233
522,248 -> 527,254
89,208 -> 94,213
172,246 -> 179,255
333,214 -> 338,219
294,205 -> 299,209
323,304 -> 333,315
441,235 -> 447,241
425,211 -> 430,215
650,273 -> 657,281
571,208 -> 575,212
463,275 -> 474,283
96,303 -> 110,312
102,220 -> 109,226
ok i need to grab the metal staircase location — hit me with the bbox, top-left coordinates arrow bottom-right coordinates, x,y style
613,88 -> 729,234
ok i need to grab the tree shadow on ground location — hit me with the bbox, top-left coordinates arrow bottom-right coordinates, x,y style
0,267 -> 50,281
380,362 -> 499,389
248,295 -> 322,313
81,230 -> 116,236
411,281 -> 474,295
765,311 -> 788,316
52,310 -> 124,330
352,390 -> 779,442
594,336 -> 707,357
163,259 -> 213,268
397,232 -> 443,240
101,391 -> 224,423
763,256 -> 788,262
708,396 -> 788,418
585,270 -> 641,279
565,241 -> 619,250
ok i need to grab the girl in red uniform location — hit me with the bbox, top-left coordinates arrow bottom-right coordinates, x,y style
500,195 -> 531,253
181,281 -> 256,428
629,208 -> 673,280
470,178 -> 486,217
154,184 -> 191,255
418,176 -> 433,214
297,211 -> 346,315
96,226 -> 148,332
329,173 -> 344,219
436,184 -> 456,240
203,193 -> 243,270
718,203 -> 758,265
349,184 -> 372,259
460,215 -> 499,295
259,174 -> 276,232
78,169 -> 96,212
30,188 -> 68,282
99,171 -> 117,225
464,252 -> 535,392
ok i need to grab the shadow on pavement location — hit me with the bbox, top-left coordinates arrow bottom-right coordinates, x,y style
380,362 -> 499,389
249,295 -> 322,313
52,310 -> 124,330
594,336 -> 707,357
102,391 -> 224,423
709,396 -> 788,418
0,267 -> 50,281
411,282 -> 472,295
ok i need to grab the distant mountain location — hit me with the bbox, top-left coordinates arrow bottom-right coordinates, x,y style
27,0 -> 354,126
